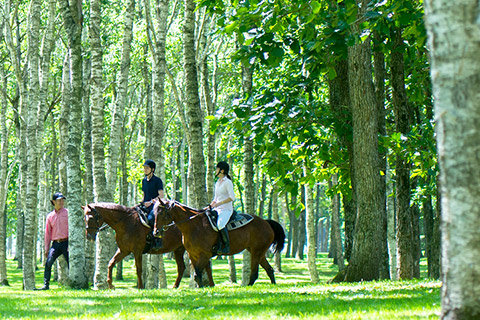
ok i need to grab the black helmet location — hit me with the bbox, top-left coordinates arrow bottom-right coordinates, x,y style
143,159 -> 156,171
216,161 -> 230,175
52,192 -> 66,201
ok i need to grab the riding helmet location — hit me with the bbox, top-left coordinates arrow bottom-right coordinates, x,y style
144,159 -> 156,172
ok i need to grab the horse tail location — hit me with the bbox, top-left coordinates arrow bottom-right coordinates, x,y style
266,220 -> 286,254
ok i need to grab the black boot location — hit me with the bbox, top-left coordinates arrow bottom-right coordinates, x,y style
36,280 -> 49,290
217,228 -> 230,255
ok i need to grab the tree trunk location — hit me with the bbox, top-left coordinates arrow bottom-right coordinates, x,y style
23,0 -> 42,290
391,27 -> 414,280
271,188 -> 282,272
305,166 -> 319,282
386,162 -> 397,280
330,174 -> 344,272
297,186 -> 306,260
344,0 -> 383,282
0,62 -> 9,285
373,30 -> 389,280
183,0 -> 207,208
430,176 -> 441,279
88,0 -> 113,289
59,0 -> 88,289
424,0 -> 480,317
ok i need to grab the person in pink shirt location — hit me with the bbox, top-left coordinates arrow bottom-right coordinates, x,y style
36,192 -> 69,290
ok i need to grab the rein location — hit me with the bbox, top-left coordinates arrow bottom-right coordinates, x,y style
87,206 -> 137,233
161,202 -> 207,230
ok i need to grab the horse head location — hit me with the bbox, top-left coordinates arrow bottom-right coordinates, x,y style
153,199 -> 174,238
83,204 -> 104,241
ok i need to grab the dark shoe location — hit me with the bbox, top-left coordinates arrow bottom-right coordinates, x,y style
35,283 -> 49,290
217,228 -> 230,255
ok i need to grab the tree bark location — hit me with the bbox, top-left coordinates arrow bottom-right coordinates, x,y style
305,166 -> 319,282
330,174 -> 344,272
241,59 -> 254,286
59,0 -> 88,289
424,1 -> 480,316
391,27 -> 415,280
344,0 -> 384,282
0,61 -> 9,285
183,0 -> 207,208
22,0 -> 42,290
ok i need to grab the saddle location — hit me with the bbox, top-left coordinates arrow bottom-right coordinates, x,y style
205,210 -> 253,232
135,206 -> 151,228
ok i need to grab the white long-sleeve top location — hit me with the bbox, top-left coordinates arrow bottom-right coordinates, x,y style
213,176 -> 235,211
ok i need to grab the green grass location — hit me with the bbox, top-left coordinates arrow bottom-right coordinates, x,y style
0,254 -> 441,319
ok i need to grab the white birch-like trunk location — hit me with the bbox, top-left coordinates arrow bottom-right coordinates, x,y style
424,1 -> 480,317
23,0 -> 42,290
88,0 -> 114,289
183,0 -> 207,208
386,162 -> 397,280
0,63 -> 9,285
59,0 -> 88,289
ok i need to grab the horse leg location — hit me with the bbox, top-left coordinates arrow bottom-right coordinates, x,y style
193,265 -> 204,288
205,260 -> 215,287
107,249 -> 128,289
248,253 -> 260,286
134,253 -> 144,289
172,247 -> 186,289
259,255 -> 276,284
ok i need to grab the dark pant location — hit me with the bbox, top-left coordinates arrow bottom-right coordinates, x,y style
147,206 -> 155,227
44,241 -> 69,283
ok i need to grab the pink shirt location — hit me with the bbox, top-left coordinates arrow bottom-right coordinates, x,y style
44,207 -> 69,252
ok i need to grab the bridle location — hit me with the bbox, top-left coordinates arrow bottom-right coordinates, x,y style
85,207 -> 109,234
157,201 -> 207,231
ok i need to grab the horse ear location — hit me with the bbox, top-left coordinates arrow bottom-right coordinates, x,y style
81,205 -> 85,210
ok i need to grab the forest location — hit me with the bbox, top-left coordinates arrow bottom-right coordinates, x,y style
0,0 -> 479,318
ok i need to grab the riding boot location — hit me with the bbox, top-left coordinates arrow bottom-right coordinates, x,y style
36,279 -> 49,290
217,228 -> 230,255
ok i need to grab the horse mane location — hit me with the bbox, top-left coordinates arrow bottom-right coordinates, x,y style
172,200 -> 205,215
156,199 -> 205,215
92,202 -> 137,215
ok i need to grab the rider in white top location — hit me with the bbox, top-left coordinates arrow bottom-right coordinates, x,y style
209,161 -> 235,254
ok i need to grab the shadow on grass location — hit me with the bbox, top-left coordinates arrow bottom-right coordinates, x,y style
0,281 -> 440,319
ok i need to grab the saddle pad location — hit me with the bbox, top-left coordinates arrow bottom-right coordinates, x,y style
206,210 -> 254,232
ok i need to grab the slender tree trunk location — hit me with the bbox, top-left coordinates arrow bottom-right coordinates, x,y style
330,174 -> 344,272
425,0 -> 480,317
305,166 -> 319,282
430,176 -> 441,279
0,62 -> 9,285
386,162 -> 397,280
297,186 -> 306,260
241,59 -> 254,286
271,188 -> 282,272
107,0 -> 135,196
183,0 -> 207,208
88,0 -> 112,289
22,0 -> 43,290
391,27 -> 415,280
373,30 -> 389,280
344,0 -> 383,282
59,0 -> 88,289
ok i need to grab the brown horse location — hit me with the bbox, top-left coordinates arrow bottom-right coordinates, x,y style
83,202 -> 214,289
153,199 -> 285,287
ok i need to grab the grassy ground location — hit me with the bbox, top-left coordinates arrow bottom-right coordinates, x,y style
0,253 -> 441,319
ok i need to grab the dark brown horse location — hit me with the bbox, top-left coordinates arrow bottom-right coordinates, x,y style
153,199 -> 285,287
83,202 -> 214,289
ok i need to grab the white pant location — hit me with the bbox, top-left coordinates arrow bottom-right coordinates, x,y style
217,209 -> 233,230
